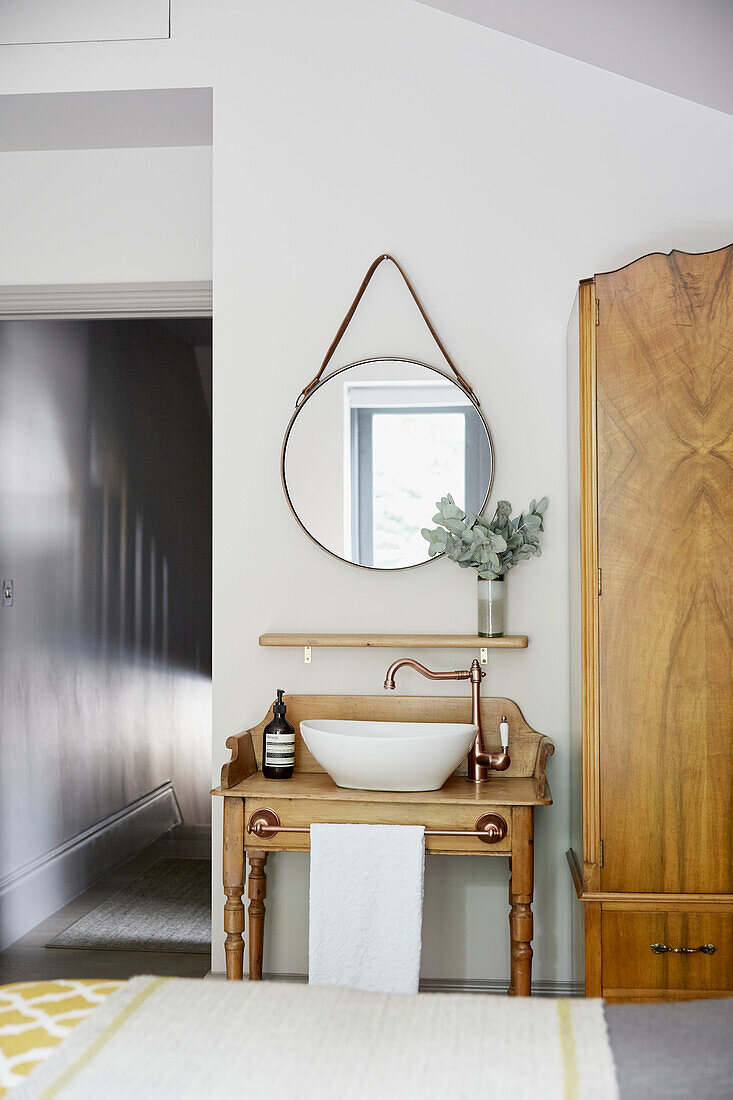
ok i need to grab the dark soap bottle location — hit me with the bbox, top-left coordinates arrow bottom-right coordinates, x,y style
262,689 -> 295,779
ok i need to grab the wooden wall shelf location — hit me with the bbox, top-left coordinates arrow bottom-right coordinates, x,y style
259,633 -> 528,650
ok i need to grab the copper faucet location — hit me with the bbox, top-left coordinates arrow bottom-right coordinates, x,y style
383,657 -> 511,783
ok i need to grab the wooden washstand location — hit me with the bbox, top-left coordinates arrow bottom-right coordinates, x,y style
212,694 -> 553,996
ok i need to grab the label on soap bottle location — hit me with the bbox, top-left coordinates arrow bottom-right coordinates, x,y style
265,730 -> 295,767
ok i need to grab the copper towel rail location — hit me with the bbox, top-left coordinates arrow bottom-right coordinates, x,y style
246,808 -> 508,845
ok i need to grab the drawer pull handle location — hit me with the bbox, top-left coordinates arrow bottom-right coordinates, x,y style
650,942 -> 716,956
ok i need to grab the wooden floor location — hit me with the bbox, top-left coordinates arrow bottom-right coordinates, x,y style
0,827 -> 212,984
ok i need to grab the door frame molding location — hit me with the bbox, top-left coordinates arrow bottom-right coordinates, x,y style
0,280 -> 212,320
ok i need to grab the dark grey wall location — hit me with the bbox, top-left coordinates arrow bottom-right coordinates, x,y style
0,319 -> 212,903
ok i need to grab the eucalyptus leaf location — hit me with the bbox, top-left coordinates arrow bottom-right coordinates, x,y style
420,492 -> 548,578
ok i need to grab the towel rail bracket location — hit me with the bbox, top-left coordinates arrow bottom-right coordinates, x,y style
246,807 -> 508,845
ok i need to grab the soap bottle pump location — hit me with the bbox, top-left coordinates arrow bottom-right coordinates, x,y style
262,689 -> 295,779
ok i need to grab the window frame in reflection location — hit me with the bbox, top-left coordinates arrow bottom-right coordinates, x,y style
281,357 -> 494,571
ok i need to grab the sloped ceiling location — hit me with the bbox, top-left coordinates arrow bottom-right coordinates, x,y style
415,0 -> 733,117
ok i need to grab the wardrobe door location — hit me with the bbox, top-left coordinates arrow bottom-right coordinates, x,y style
596,247 -> 733,895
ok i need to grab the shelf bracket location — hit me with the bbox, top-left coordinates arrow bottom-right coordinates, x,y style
304,645 -> 312,664
480,647 -> 488,665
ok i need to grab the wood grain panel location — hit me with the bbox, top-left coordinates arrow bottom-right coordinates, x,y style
221,771 -> 550,807
243,797 -> 512,855
238,694 -> 545,781
584,902 -> 603,997
601,908 -> 733,995
578,280 -> 602,893
596,246 -> 733,893
603,989 -> 733,1003
259,633 -> 528,649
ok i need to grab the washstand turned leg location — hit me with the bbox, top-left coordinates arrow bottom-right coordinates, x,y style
247,850 -> 268,980
509,807 -> 534,997
223,799 -> 245,981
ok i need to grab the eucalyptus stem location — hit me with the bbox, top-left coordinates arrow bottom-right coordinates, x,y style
421,494 -> 548,579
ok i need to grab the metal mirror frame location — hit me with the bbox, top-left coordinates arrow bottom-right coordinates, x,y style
280,356 -> 495,572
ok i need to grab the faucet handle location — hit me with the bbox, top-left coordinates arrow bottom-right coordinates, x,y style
500,715 -> 509,749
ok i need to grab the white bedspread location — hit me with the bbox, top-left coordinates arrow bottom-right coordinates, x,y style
12,976 -> 618,1100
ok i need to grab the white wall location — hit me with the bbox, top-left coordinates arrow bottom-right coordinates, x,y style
0,145 -> 211,285
0,0 -> 732,985
0,0 -> 169,46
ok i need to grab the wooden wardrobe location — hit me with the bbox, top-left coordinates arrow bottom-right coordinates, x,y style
567,244 -> 733,1001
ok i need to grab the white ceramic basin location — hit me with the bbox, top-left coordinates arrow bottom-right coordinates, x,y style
300,718 -> 478,792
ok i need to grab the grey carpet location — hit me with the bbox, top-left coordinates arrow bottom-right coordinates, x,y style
605,998 -> 733,1099
46,858 -> 211,955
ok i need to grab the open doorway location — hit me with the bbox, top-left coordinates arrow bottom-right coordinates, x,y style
0,310 -> 212,980
0,84 -> 212,980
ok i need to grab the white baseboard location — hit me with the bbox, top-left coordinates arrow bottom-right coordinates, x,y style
0,782 -> 181,951
205,972 -> 584,997
419,977 -> 584,997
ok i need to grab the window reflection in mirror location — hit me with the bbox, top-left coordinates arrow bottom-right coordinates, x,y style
283,359 -> 493,570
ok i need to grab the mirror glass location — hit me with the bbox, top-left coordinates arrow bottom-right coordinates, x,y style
282,358 -> 493,569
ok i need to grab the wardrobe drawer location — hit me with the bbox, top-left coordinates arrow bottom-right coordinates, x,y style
602,908 -> 733,999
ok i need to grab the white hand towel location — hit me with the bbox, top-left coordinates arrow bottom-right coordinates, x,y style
308,823 -> 425,994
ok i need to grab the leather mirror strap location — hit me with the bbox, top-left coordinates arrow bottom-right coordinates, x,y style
296,253 -> 474,405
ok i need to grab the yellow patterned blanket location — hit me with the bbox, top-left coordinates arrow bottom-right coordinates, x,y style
0,981 -> 122,1096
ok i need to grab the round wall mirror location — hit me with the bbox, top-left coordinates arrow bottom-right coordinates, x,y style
282,357 -> 494,570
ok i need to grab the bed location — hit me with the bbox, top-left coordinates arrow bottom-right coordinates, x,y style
0,980 -> 123,1095
1,978 -> 731,1099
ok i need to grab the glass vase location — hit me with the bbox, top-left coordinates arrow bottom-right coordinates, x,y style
477,575 -> 505,638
